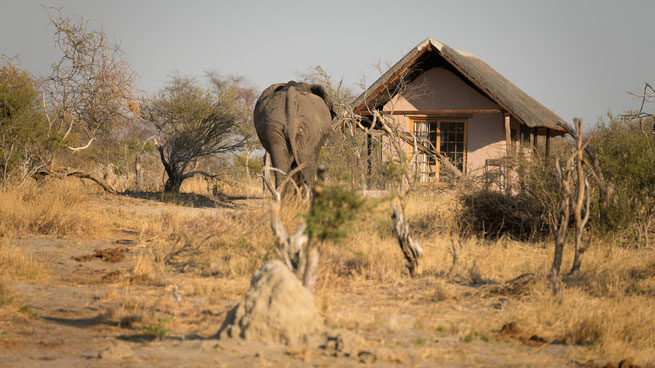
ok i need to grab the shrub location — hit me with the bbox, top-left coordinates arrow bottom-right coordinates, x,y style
0,60 -> 52,186
591,115 -> 655,244
458,189 -> 549,241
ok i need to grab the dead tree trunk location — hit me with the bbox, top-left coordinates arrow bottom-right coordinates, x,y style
391,202 -> 424,277
557,121 -> 608,206
550,158 -> 572,293
569,119 -> 591,275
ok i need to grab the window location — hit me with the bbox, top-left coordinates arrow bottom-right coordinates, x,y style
411,119 -> 467,183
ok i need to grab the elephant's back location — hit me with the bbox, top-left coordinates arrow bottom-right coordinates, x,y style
254,91 -> 288,126
254,89 -> 330,124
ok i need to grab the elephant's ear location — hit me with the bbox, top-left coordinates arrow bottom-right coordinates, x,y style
309,84 -> 336,120
256,83 -> 286,106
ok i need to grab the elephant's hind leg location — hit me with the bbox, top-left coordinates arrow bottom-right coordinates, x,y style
268,143 -> 293,190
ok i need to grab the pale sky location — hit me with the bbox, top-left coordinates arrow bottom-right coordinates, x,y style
2,0 -> 654,127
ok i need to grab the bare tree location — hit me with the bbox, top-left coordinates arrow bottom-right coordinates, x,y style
549,118 -> 591,292
43,7 -> 137,152
206,72 -> 259,179
557,121 -> 608,206
550,156 -> 573,293
142,75 -> 245,193
569,118 -> 591,275
16,7 -> 139,192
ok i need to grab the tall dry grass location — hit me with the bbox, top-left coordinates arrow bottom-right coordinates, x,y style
0,179 -> 112,237
127,203 -> 286,285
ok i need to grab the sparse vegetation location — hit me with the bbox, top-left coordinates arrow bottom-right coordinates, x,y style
0,7 -> 653,366
142,74 -> 246,192
143,316 -> 172,339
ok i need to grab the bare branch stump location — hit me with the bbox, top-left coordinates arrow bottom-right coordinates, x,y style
391,202 -> 423,277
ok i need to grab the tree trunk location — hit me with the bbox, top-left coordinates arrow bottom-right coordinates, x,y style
164,173 -> 184,193
245,147 -> 252,180
551,205 -> 570,290
156,144 -> 184,193
570,119 -> 585,275
551,160 -> 572,293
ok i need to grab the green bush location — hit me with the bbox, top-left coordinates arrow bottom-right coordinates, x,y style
304,184 -> 365,244
591,115 -> 655,244
0,60 -> 53,185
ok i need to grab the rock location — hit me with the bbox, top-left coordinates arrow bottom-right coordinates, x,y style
217,260 -> 323,345
98,342 -> 133,360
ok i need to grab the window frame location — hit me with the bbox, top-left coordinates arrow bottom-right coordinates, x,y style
409,117 -> 468,183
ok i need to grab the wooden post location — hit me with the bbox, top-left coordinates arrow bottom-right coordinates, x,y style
366,133 -> 372,189
504,114 -> 512,193
532,127 -> 539,155
545,128 -> 551,159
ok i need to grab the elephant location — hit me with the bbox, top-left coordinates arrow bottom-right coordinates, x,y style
254,81 -> 335,192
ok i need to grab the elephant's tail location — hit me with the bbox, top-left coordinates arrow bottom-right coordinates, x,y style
285,85 -> 303,179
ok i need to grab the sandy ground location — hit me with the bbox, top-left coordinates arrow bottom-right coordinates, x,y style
0,194 -> 606,367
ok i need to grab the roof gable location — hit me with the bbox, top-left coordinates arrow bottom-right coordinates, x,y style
352,38 -> 568,132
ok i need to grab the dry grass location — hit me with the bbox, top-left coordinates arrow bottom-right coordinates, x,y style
0,236 -> 48,325
180,175 -> 265,199
502,243 -> 655,363
4,175 -> 653,365
313,189 -> 655,364
0,179 -> 112,237
126,205 -> 282,285
0,237 -> 49,281
0,281 -> 22,321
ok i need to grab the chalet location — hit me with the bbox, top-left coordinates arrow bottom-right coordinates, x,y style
352,38 -> 568,184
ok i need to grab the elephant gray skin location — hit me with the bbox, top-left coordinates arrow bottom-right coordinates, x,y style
254,81 -> 335,191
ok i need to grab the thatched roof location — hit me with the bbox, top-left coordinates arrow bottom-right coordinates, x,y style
352,38 -> 568,133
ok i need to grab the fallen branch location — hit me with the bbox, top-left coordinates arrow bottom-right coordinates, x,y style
34,167 -> 116,193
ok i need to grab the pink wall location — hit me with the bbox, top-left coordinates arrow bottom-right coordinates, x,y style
382,67 -> 512,175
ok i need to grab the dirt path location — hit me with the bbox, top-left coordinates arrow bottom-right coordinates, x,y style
0,197 -> 600,367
